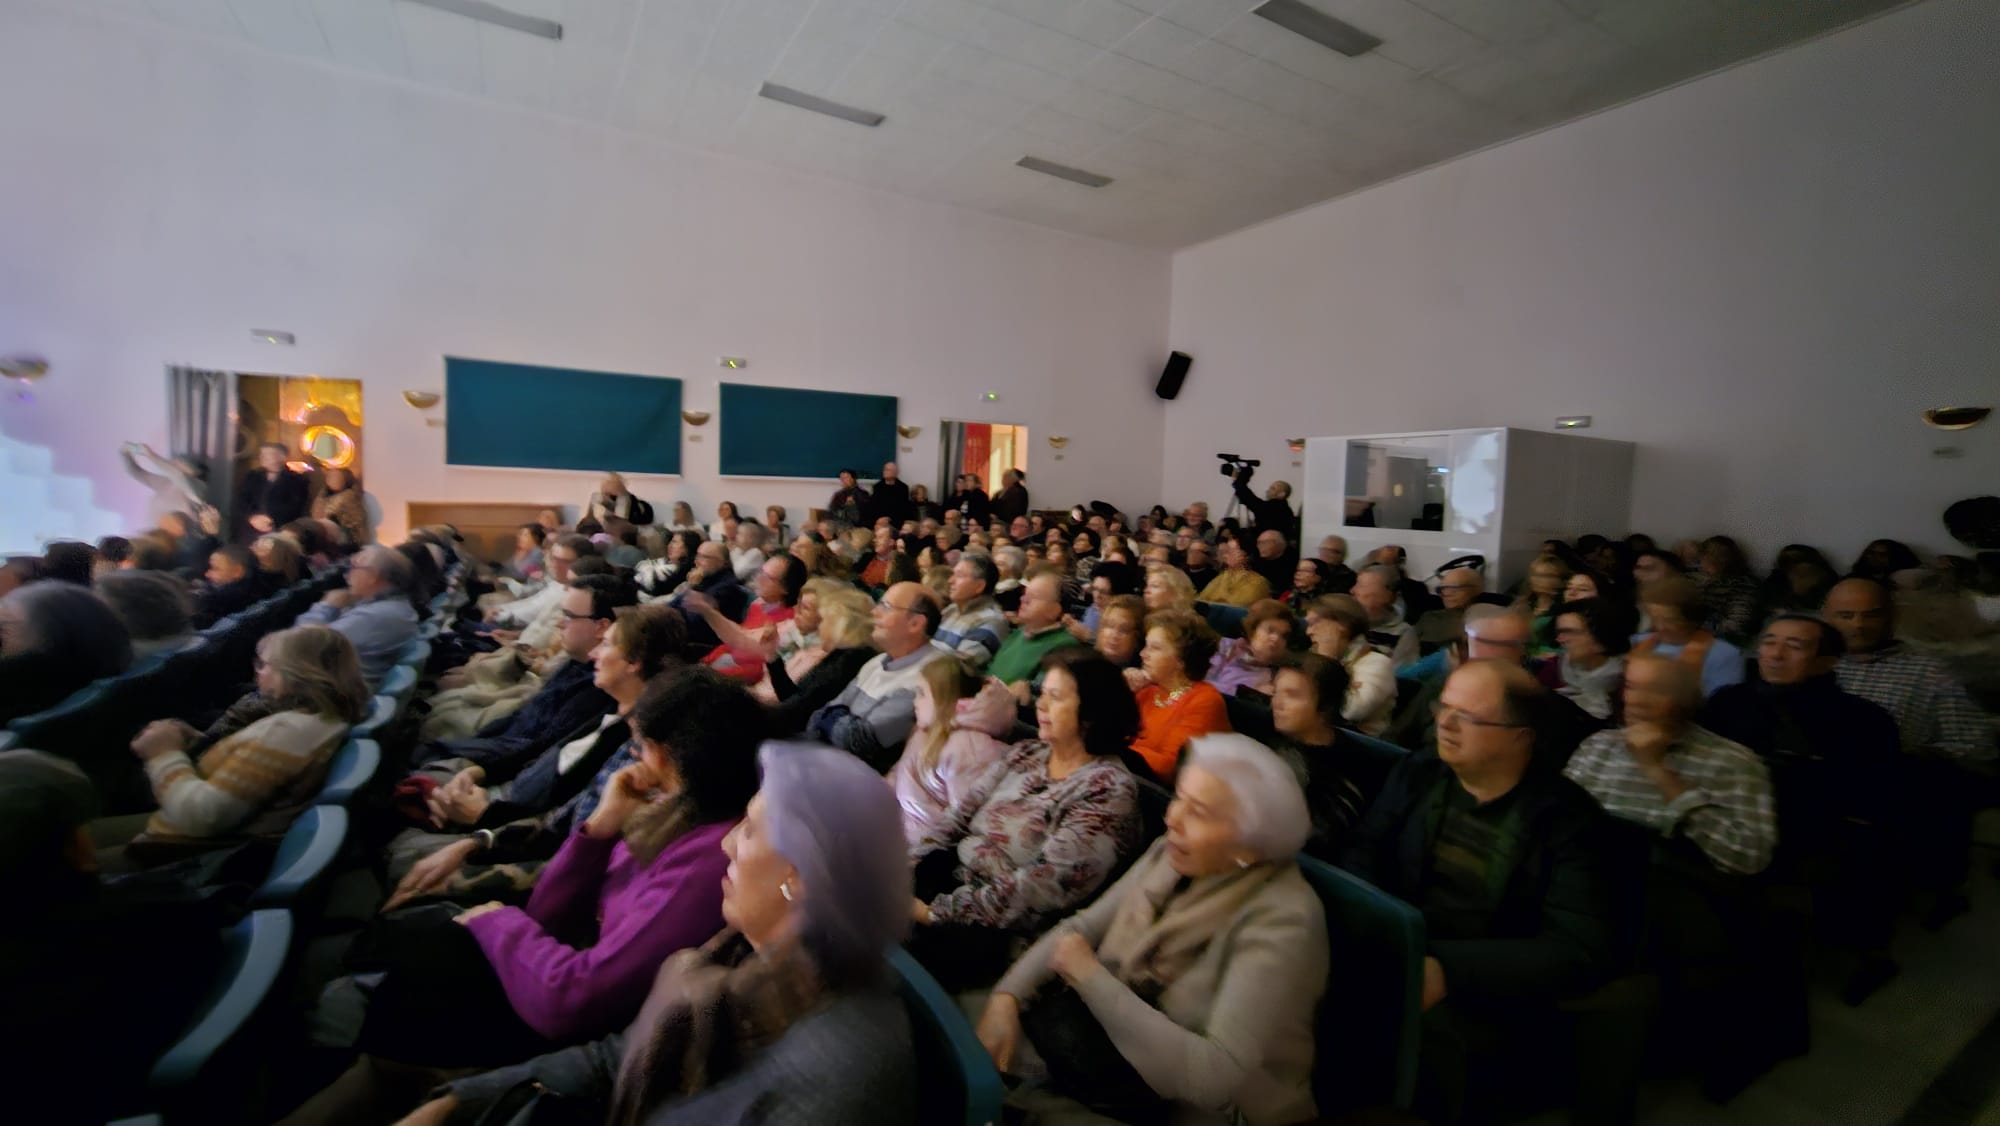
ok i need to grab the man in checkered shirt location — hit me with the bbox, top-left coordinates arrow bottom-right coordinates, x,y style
1823,578 -> 1995,762
1564,653 -> 1778,876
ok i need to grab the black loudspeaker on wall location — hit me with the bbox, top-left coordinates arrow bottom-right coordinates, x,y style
1155,351 -> 1192,400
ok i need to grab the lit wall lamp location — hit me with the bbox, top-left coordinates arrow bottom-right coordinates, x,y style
402,390 -> 444,428
1923,407 -> 1990,431
897,424 -> 921,439
682,410 -> 712,426
1047,434 -> 1070,461
1285,437 -> 1306,452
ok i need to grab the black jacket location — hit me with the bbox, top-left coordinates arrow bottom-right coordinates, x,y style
1340,752 -> 1619,1006
414,658 -> 613,776
1232,477 -> 1297,538
1702,674 -> 1903,847
867,479 -> 913,527
192,575 -> 266,629
669,569 -> 751,650
235,468 -> 309,535
949,489 -> 991,526
991,482 -> 1031,523
767,645 -> 879,737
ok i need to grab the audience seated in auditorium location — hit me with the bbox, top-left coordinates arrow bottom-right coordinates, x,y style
597,517 -> 645,568
907,648 -> 1141,991
761,503 -> 790,545
1180,537 -> 1218,592
39,539 -> 96,585
1197,539 -> 1271,608
993,573 -> 1082,695
1205,598 -> 1294,699
829,469 -> 870,527
95,568 -> 196,660
1145,561 -> 1199,617
937,553 -> 1012,669
686,552 -> 803,683
663,539 -> 750,651
1351,564 -> 1421,668
806,581 -> 948,770
1634,574 -> 1746,698
501,524 -> 545,583
1696,535 -> 1763,648
1366,546 -> 1442,621
1849,538 -> 1924,584
584,471 -> 654,526
1280,557 -> 1332,610
949,473 -> 991,526
992,468 -> 1032,523
481,534 -> 587,631
0,750 -> 228,1123
1266,652 -> 1380,857
1315,535 -> 1357,594
158,509 -> 220,576
1757,544 -> 1838,618
1248,528 -> 1294,595
191,543 -> 265,628
1093,594 -> 1146,671
1824,577 -> 1993,761
1539,596 -> 1639,720
101,626 -> 367,868
868,460 -> 914,527
759,584 -> 878,736
237,442 -> 310,539
296,545 -> 420,690
1565,653 -> 1777,876
985,734 -> 1324,1126
311,467 -> 369,546
890,658 -> 1016,844
1128,608 -> 1230,781
296,669 -> 761,1122
1510,553 -> 1572,656
384,605 -> 686,909
394,745 -> 916,1126
727,522 -> 768,583
703,500 -> 739,544
633,529 -> 704,600
0,580 -> 133,723
1341,661 -> 1618,1125
1303,594 -> 1397,736
1418,558 -> 1508,651
252,531 -> 304,593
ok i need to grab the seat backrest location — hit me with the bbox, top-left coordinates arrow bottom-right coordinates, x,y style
149,908 -> 294,1091
396,636 -> 432,668
350,696 -> 396,740
886,945 -> 1004,1126
1197,600 -> 1249,639
252,805 -> 350,907
1298,855 -> 1424,1114
379,664 -> 417,706
317,739 -> 381,805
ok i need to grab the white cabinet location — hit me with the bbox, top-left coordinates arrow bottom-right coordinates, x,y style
1300,428 -> 1634,586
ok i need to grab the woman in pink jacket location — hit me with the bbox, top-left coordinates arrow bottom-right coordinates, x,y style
890,660 -> 1018,845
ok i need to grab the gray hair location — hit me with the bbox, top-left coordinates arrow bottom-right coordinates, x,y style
358,546 -> 414,594
94,570 -> 193,643
758,743 -> 910,986
1625,652 -> 1704,714
993,545 -> 1026,577
1360,563 -> 1403,585
1182,733 -> 1311,861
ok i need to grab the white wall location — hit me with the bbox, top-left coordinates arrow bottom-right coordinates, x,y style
0,0 -> 1169,547
1164,0 -> 2000,568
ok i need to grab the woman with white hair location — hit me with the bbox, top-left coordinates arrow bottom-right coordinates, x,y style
978,734 -> 1329,1126
392,745 -> 917,1126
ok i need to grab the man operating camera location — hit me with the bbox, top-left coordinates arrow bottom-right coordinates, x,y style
1218,453 -> 1297,539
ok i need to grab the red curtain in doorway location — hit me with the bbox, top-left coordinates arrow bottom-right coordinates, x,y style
961,423 -> 991,481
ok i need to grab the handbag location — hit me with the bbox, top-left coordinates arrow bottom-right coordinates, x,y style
1020,982 -> 1172,1126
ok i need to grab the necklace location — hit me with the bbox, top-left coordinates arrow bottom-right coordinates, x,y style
1152,683 -> 1192,708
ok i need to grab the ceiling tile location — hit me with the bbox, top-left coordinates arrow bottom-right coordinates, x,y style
984,0 -> 1151,50
227,0 -> 329,56
1112,16 -> 1206,70
1043,81 -> 1157,131
1406,0 -> 1577,46
147,0 -> 242,36
308,0 -> 406,74
964,8 -> 1105,74
937,42 -> 1070,103
1154,0 -> 1261,37
1316,0 -> 1489,74
480,0 -> 559,108
395,2 -> 484,95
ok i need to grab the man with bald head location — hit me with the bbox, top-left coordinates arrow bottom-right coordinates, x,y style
1565,654 -> 1776,876
1341,659 -> 1618,1123
1318,535 -> 1357,593
1823,578 -> 1992,763
1251,528 -> 1294,593
807,582 -> 947,770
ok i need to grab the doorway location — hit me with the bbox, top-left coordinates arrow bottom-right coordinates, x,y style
937,420 -> 1029,499
234,373 -> 365,536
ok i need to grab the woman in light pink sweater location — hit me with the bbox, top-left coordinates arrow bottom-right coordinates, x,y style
890,660 -> 1017,845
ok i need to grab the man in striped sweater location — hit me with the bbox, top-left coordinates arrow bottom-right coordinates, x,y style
808,583 -> 950,772
935,554 -> 1011,670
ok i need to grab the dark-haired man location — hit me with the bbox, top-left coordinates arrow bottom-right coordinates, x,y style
829,469 -> 870,527
1342,661 -> 1618,1124
937,554 -> 1010,669
808,582 -> 949,770
236,441 -> 310,539
991,468 -> 1031,523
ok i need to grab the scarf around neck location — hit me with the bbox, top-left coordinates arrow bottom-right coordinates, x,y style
1095,846 -> 1289,1003
1557,654 -> 1624,719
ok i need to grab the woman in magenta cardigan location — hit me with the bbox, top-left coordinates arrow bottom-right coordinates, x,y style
287,668 -> 763,1121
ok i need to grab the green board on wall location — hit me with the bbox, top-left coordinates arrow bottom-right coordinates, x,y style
445,358 -> 681,475
718,384 -> 897,478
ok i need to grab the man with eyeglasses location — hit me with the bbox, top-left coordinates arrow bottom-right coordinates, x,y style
297,545 -> 420,690
665,540 -> 749,650
1414,559 -> 1507,653
1387,609 -> 1603,765
807,582 -> 949,771
1341,659 -> 1618,1124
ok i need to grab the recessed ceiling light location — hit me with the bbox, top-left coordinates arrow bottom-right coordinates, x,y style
1016,156 -> 1114,188
1252,0 -> 1381,57
757,83 -> 886,127
401,0 -> 562,40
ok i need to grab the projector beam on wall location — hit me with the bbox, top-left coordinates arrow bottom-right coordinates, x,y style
402,0 -> 562,40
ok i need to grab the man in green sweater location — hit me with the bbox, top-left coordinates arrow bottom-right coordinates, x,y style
991,572 -> 1081,690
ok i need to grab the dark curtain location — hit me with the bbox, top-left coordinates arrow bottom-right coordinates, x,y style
167,365 -> 235,516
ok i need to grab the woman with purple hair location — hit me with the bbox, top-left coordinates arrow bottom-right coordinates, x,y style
394,744 -> 918,1126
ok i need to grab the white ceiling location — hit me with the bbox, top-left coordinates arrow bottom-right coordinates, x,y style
75,0 -> 1904,246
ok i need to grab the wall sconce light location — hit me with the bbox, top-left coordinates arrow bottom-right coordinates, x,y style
897,424 -> 921,439
719,357 -> 748,370
1285,437 -> 1306,452
1923,407 -> 1991,431
682,410 -> 712,426
402,389 -> 444,427
1047,434 -> 1070,461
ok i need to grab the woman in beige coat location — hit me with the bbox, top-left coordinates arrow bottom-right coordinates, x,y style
977,733 -> 1329,1126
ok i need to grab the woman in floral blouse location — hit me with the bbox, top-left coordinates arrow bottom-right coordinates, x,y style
905,647 -> 1142,991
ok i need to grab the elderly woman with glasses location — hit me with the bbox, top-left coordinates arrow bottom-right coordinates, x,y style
978,734 -> 1328,1126
1303,595 -> 1396,736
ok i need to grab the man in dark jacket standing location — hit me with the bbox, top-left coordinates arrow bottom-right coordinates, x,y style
1342,660 -> 1619,1124
990,468 -> 1030,523
236,441 -> 310,540
866,461 -> 913,528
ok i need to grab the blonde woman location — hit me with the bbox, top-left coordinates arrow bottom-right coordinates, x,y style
1510,553 -> 1573,656
1142,564 -> 1197,615
766,585 -> 880,736
112,625 -> 369,864
890,658 -> 1017,843
742,577 -> 833,705
1304,595 -> 1396,735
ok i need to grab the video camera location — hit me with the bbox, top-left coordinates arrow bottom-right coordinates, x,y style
1217,452 -> 1261,480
